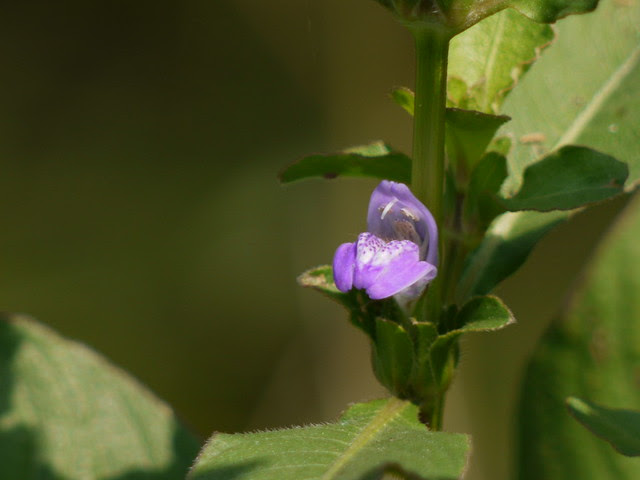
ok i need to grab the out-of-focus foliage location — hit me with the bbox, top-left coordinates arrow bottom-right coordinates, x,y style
0,314 -> 199,479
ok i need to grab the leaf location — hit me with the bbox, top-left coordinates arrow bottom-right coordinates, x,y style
465,152 -> 508,227
456,210 -> 568,301
445,108 -> 511,173
566,397 -> 640,457
502,0 -> 640,192
297,265 -> 404,337
448,9 -> 554,114
390,87 -> 415,116
430,296 -> 514,387
0,314 -> 199,480
502,146 -> 628,211
298,265 -> 356,308
279,142 -> 411,184
516,192 -> 640,480
188,398 -> 470,480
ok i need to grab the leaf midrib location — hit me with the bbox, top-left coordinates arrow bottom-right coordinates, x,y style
554,43 -> 640,149
321,398 -> 408,480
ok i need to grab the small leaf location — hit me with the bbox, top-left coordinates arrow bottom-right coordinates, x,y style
188,398 -> 470,480
448,9 -> 554,113
0,314 -> 199,480
456,210 -> 568,301
430,296 -> 514,387
502,146 -> 628,211
390,86 -> 414,116
446,108 -> 511,172
465,152 -> 508,227
298,265 -> 354,306
567,397 -> 640,457
279,142 -> 411,184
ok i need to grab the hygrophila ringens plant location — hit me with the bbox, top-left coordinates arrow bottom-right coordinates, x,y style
4,1 -> 640,479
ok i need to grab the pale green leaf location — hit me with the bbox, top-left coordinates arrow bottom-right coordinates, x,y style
502,0 -> 640,192
0,314 -> 199,480
279,142 -> 410,184
567,397 -> 640,457
516,192 -> 640,479
188,398 -> 470,480
448,9 -> 554,114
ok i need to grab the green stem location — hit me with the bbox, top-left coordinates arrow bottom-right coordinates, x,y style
411,27 -> 449,229
409,25 -> 451,432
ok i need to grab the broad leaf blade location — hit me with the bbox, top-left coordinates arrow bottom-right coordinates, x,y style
0,314 -> 199,480
188,398 -> 470,480
279,142 -> 411,184
567,397 -> 640,457
502,146 -> 628,211
516,192 -> 640,480
448,9 -> 554,113
502,0 -> 640,191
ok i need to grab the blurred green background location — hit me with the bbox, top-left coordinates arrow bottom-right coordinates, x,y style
0,1 -> 625,479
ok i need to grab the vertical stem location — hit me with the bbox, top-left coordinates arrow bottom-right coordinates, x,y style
411,27 -> 449,229
411,25 -> 451,432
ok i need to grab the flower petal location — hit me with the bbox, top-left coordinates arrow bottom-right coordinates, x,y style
366,180 -> 439,266
332,241 -> 357,292
362,240 -> 436,299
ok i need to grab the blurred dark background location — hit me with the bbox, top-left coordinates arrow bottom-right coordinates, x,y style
0,2 -> 624,479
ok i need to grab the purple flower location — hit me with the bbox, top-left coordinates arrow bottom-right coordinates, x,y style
333,180 -> 438,300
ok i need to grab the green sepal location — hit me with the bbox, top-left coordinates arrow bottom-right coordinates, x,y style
502,146 -> 628,212
465,152 -> 508,229
279,141 -> 411,184
567,397 -> 640,457
371,318 -> 414,397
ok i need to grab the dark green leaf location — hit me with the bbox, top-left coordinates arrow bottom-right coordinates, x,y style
446,108 -> 511,173
430,296 -> 514,387
502,0 -> 640,192
456,210 -> 568,301
448,9 -> 554,113
502,146 -> 628,211
465,152 -> 508,227
279,142 -> 411,184
0,314 -> 199,480
189,398 -> 470,480
516,192 -> 640,480
567,397 -> 640,457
